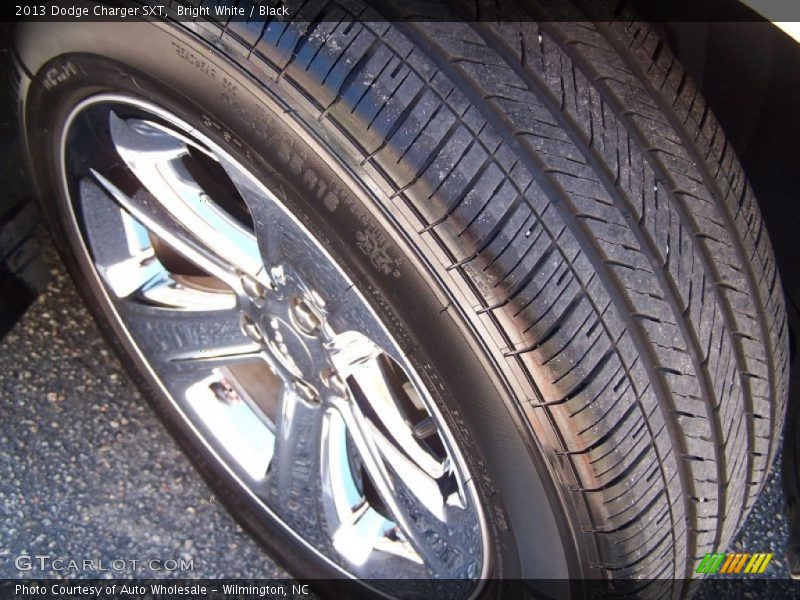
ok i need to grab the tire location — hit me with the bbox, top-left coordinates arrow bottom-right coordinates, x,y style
15,0 -> 788,595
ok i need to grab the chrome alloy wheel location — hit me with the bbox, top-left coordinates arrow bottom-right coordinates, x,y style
58,95 -> 488,585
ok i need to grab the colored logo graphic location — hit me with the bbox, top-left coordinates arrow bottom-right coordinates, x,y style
696,552 -> 773,574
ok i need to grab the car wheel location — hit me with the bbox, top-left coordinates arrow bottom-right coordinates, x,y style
15,2 -> 789,596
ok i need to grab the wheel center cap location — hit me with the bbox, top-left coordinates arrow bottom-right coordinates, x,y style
259,314 -> 315,379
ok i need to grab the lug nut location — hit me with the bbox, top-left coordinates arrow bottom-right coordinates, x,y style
309,289 -> 326,309
321,368 -> 347,397
291,297 -> 322,335
240,314 -> 263,344
294,378 -> 320,405
241,275 -> 267,303
271,265 -> 286,287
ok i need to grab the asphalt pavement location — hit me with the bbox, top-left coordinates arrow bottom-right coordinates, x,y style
0,248 -> 794,582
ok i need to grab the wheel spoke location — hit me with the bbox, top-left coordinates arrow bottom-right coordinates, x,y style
325,334 -> 479,575
368,425 -> 448,521
135,272 -> 236,311
330,397 -> 459,576
263,388 -> 327,546
168,343 -> 264,370
104,112 -> 269,289
87,170 -> 239,291
116,303 -> 257,370
212,158 -> 287,273
215,152 -> 361,308
329,397 -> 413,533
327,332 -> 446,481
79,177 -> 162,295
80,177 -> 237,309
321,286 -> 408,375
331,503 -> 393,567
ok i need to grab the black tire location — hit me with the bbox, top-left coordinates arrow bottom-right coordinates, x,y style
15,0 -> 789,594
